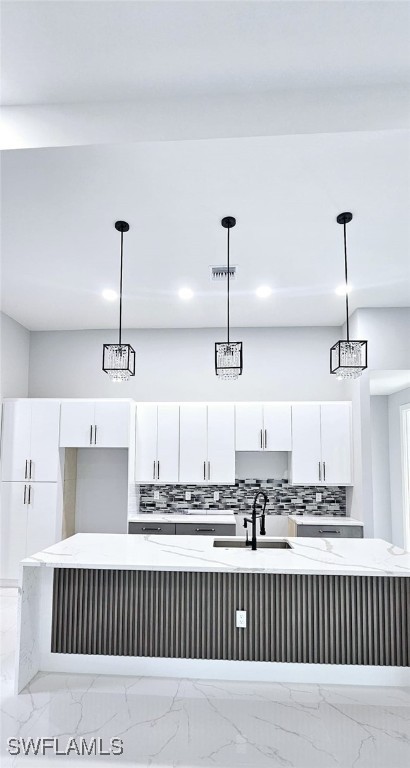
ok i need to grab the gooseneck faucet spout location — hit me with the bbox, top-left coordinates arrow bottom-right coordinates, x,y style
243,491 -> 268,551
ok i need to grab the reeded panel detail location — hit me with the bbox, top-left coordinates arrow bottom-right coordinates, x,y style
51,569 -> 410,666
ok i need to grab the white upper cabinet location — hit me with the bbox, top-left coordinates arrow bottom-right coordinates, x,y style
320,404 -> 352,485
207,404 -> 235,484
235,404 -> 264,450
135,404 -> 158,482
157,405 -> 180,483
179,405 -> 208,483
1,400 -> 60,482
235,403 -> 291,451
262,404 -> 292,451
59,400 -> 130,447
291,404 -> 322,485
291,403 -> 352,485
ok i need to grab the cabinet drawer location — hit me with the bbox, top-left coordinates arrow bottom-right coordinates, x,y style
128,522 -> 176,535
175,522 -> 236,536
296,524 -> 363,538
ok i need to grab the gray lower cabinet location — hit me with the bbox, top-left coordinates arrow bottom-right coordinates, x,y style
296,524 -> 363,538
175,522 -> 236,536
128,522 -> 176,535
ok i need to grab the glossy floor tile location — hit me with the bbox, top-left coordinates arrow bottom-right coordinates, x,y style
1,588 -> 409,767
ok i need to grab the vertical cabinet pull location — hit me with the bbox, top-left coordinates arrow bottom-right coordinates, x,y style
153,461 -> 156,480
264,429 -> 267,450
157,460 -> 160,480
29,460 -> 33,479
323,461 -> 326,482
28,485 -> 32,505
94,425 -> 97,445
208,461 -> 211,480
260,429 -> 263,449
24,460 -> 28,479
90,425 -> 93,445
318,462 -> 322,481
203,461 -> 206,480
23,485 -> 27,505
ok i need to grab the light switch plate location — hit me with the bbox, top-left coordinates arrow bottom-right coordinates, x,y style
213,491 -> 219,502
154,490 -> 160,501
316,493 -> 322,503
236,610 -> 247,629
185,491 -> 191,501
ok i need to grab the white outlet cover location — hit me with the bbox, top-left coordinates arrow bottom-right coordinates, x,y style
154,490 -> 160,501
236,610 -> 247,629
214,491 -> 219,502
316,493 -> 322,502
185,491 -> 191,501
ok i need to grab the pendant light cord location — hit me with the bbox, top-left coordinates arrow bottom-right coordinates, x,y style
343,222 -> 350,341
119,230 -> 123,346
227,226 -> 230,344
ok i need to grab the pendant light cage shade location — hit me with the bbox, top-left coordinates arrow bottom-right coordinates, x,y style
330,340 -> 368,380
330,212 -> 368,380
103,343 -> 135,382
215,341 -> 243,380
103,220 -> 136,382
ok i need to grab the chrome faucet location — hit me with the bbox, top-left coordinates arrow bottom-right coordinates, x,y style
243,491 -> 268,550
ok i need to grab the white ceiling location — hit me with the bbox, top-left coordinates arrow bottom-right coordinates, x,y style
370,371 -> 410,396
1,1 -> 409,332
2,130 -> 409,331
2,1 -> 410,107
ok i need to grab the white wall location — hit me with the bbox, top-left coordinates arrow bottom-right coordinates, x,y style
350,308 -> 410,371
28,325 -> 348,401
75,449 -> 128,534
0,312 -> 30,398
370,396 -> 392,541
388,387 -> 410,548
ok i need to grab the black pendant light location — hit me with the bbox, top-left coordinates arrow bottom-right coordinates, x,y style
330,212 -> 367,379
102,221 -> 135,382
215,216 -> 243,379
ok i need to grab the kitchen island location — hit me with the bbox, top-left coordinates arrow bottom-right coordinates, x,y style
16,533 -> 410,692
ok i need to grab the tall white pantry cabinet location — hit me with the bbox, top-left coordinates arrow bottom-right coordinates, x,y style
0,399 -> 62,581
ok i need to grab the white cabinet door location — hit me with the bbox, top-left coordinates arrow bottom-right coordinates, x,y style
157,405 -> 179,483
135,404 -> 158,482
235,404 -> 264,451
30,401 -> 60,481
179,405 -> 207,483
1,401 -> 31,481
94,402 -> 130,447
320,404 -> 352,485
60,402 -> 95,447
263,404 -> 292,451
207,404 -> 235,484
25,483 -> 59,559
0,483 -> 28,580
291,405 -> 322,485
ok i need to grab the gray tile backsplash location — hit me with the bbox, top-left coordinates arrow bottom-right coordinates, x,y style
136,479 -> 346,516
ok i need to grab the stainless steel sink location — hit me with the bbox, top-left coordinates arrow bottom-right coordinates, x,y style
213,539 -> 292,549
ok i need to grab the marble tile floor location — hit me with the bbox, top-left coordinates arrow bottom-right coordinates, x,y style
1,588 -> 409,768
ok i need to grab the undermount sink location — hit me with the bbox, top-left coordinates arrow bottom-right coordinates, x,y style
213,538 -> 292,549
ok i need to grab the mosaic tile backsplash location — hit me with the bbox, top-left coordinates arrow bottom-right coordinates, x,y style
136,480 -> 346,516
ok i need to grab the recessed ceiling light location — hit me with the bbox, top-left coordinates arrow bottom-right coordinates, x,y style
102,289 -> 118,301
178,287 -> 194,301
255,286 -> 272,299
335,284 -> 352,296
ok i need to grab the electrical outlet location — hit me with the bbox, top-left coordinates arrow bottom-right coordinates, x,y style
213,491 -> 219,502
236,610 -> 247,629
316,492 -> 322,503
185,491 -> 191,501
154,490 -> 160,501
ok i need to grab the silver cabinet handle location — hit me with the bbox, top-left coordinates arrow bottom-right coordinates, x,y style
318,462 -> 321,481
27,485 -> 32,505
260,429 -> 263,448
24,460 -> 28,479
29,460 -> 33,479
318,529 -> 341,535
142,527 -> 162,532
157,460 -> 160,480
153,461 -> 156,480
323,461 -> 326,482
203,461 -> 206,480
208,461 -> 211,480
94,425 -> 97,445
195,528 -> 215,532
23,485 -> 27,505
264,429 -> 267,450
90,425 -> 93,445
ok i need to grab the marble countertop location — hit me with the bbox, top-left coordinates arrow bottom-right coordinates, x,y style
129,513 -> 236,525
22,533 -> 410,577
288,515 -> 363,527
